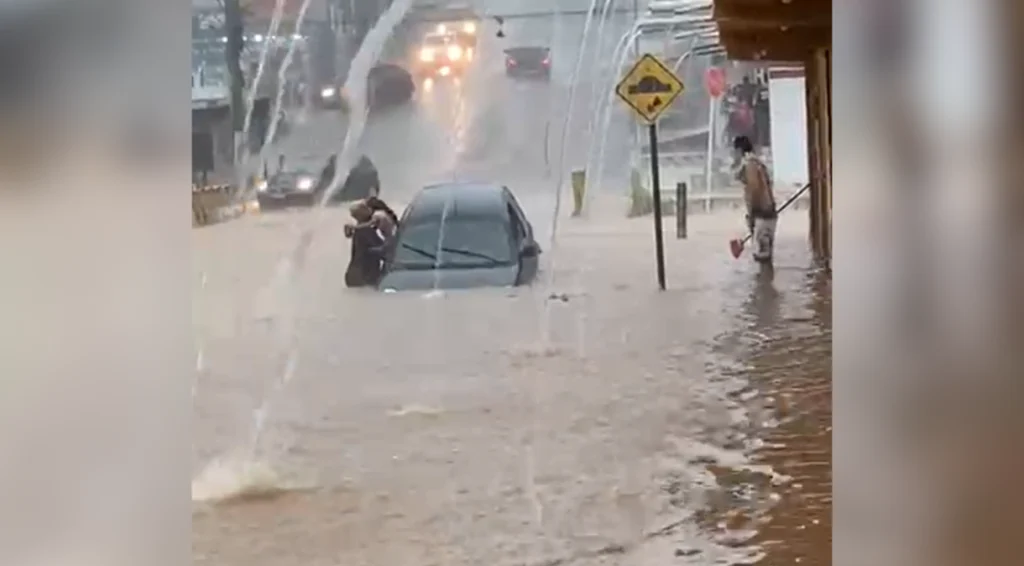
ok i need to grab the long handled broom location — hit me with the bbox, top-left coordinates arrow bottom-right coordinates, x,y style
729,182 -> 812,259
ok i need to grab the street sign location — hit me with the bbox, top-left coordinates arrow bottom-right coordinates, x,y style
615,53 -> 685,124
705,67 -> 726,98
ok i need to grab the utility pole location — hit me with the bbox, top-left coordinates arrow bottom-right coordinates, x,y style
223,0 -> 246,164
631,0 -> 643,190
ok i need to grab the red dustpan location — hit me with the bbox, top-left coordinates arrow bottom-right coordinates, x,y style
729,235 -> 750,259
728,183 -> 812,259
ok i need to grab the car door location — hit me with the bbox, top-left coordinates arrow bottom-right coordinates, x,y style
504,192 -> 539,284
503,187 -> 536,243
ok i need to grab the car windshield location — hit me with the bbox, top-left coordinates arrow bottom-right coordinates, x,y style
392,218 -> 514,269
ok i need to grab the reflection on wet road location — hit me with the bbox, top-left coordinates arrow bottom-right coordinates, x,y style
195,6 -> 831,566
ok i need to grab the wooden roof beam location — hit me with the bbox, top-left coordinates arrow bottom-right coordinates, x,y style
720,27 -> 831,61
713,2 -> 831,28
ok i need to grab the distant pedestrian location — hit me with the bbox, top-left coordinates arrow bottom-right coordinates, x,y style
733,135 -> 777,264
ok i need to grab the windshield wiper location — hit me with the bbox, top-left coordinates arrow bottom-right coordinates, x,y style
399,242 -> 438,260
398,243 -> 504,265
438,247 -> 504,264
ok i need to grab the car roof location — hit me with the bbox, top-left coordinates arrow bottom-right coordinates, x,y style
505,46 -> 549,54
406,183 -> 509,220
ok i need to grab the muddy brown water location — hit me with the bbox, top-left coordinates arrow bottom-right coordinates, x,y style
192,204 -> 831,565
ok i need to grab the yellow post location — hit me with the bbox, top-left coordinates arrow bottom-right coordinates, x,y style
571,169 -> 586,216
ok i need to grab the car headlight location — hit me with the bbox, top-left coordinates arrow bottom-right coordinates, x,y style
257,180 -> 268,192
436,24 -> 446,33
447,45 -> 462,60
320,87 -> 336,98
462,22 -> 476,33
296,177 -> 314,191
419,48 -> 434,61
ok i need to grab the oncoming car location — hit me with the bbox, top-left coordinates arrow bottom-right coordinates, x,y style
415,31 -> 473,78
314,83 -> 345,110
378,182 -> 542,291
256,156 -> 330,209
432,20 -> 478,48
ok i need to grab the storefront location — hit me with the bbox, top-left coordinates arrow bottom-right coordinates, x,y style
713,0 -> 832,264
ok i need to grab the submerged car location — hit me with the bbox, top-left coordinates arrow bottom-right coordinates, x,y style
504,46 -> 551,79
414,31 -> 473,78
256,161 -> 327,208
379,182 -> 542,291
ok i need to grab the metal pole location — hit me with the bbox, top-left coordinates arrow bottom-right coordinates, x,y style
676,181 -> 687,238
648,123 -> 667,290
224,0 -> 246,164
704,92 -> 715,212
631,0 -> 642,172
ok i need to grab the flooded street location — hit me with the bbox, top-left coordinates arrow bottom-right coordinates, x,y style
193,3 -> 830,564
192,202 -> 830,565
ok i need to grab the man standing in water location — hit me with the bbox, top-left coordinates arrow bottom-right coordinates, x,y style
733,135 -> 777,264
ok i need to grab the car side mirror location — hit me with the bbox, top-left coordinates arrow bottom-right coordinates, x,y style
519,242 -> 540,258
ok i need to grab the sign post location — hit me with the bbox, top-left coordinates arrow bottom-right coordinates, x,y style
703,67 -> 727,212
615,53 -> 686,290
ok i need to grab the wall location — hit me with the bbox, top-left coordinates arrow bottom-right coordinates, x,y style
768,71 -> 809,188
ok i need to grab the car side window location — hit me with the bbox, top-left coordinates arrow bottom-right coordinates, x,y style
507,204 -> 525,241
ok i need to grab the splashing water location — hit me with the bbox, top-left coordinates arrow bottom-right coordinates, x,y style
241,0 -> 288,146
582,0 -> 619,144
539,0 -> 605,347
586,25 -> 643,214
192,0 -> 417,504
261,0 -> 315,165
547,0 -> 603,254
236,0 -> 316,201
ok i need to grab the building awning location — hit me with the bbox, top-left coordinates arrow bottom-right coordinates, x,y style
713,0 -> 830,61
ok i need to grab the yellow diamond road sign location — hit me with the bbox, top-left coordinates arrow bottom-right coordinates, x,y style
615,53 -> 685,123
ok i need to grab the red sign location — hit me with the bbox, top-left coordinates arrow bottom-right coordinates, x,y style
704,67 -> 726,98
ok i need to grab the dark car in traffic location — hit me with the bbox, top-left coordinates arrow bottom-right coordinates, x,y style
257,154 -> 382,209
256,154 -> 335,209
312,64 -> 415,112
378,183 -> 541,291
256,168 -> 324,208
367,63 -> 416,110
504,46 -> 551,79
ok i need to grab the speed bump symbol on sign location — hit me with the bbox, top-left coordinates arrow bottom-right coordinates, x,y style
615,53 -> 685,123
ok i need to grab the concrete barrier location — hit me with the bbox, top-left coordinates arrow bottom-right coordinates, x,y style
192,184 -> 259,227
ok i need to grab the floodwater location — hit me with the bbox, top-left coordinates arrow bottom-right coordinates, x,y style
192,201 -> 830,565
193,3 -> 831,565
